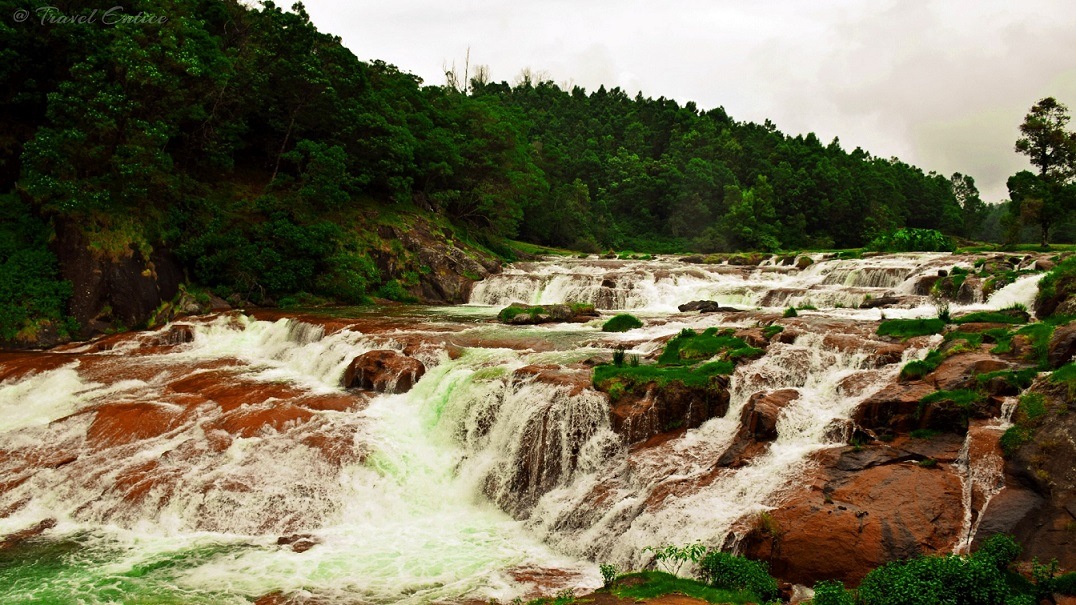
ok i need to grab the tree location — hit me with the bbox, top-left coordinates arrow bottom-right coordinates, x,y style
1012,97 -> 1076,246
1016,97 -> 1076,182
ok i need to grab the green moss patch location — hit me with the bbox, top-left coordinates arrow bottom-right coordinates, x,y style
878,318 -> 945,338
607,571 -> 761,605
602,313 -> 643,332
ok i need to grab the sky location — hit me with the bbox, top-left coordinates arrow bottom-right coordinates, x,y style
299,0 -> 1076,202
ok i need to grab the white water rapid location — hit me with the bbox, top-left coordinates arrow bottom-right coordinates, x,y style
0,252 -> 1050,603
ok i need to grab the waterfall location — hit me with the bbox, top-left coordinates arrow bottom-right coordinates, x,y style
0,251 -> 1053,602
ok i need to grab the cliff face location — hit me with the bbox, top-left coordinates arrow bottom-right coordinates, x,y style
51,219 -> 183,338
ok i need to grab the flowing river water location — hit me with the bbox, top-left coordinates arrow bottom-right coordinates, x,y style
0,253 -> 1047,603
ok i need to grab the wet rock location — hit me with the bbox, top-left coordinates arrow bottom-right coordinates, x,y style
608,378 -> 731,445
497,303 -> 598,325
728,253 -> 765,266
716,389 -> 799,467
1047,323 -> 1076,369
87,402 -> 186,449
852,381 -> 936,435
741,451 -> 964,585
155,324 -> 195,346
680,255 -> 705,264
859,296 -> 902,309
925,353 -> 1010,390
0,518 -> 57,551
277,533 -> 319,553
1034,259 -> 1055,271
677,300 -> 739,313
343,350 -> 426,393
795,256 -> 814,270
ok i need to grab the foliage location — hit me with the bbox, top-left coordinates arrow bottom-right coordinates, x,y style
783,306 -> 798,318
811,579 -> 855,605
867,228 -> 955,252
953,311 -> 1028,325
602,313 -> 643,332
645,542 -> 707,577
877,318 -> 946,338
599,564 -> 618,588
593,361 -> 734,394
1054,571 -> 1076,595
0,195 -> 76,341
1010,97 -> 1076,247
612,346 -> 626,367
658,327 -> 748,364
607,571 -> 759,605
697,551 -> 779,602
1036,255 -> 1076,317
901,350 -> 944,380
762,325 -> 784,339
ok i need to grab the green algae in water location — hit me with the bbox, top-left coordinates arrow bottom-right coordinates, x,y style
0,534 -> 255,604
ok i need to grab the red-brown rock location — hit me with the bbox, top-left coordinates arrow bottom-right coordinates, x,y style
342,350 -> 426,393
741,450 -> 964,585
925,353 -> 1010,391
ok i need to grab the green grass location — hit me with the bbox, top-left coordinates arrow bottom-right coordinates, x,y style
593,361 -> 734,392
602,313 -> 643,332
1015,323 -> 1056,368
877,318 -> 946,338
920,389 -> 983,407
901,350 -> 944,380
762,325 -> 784,340
658,328 -> 749,364
910,428 -> 941,439
608,572 -> 761,604
953,311 -> 1028,325
976,367 -> 1038,391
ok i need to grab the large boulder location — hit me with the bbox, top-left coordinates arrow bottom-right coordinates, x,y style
607,378 -> 731,444
343,350 -> 426,393
716,389 -> 799,467
497,303 -> 599,325
852,381 -> 936,435
740,446 -> 965,585
924,353 -> 1010,391
1047,323 -> 1076,368
678,300 -> 739,313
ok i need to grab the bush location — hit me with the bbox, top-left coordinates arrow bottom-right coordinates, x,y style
697,551 -> 778,602
901,350 -> 944,380
1054,571 -> 1076,595
856,554 -> 1008,605
973,534 -> 1020,569
868,228 -> 955,252
811,579 -> 854,605
600,563 -> 618,588
783,306 -> 798,318
603,313 -> 643,332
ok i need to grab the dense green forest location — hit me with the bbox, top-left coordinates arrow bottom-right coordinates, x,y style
0,0 -> 1069,341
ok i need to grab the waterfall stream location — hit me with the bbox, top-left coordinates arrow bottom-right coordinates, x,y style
0,253 -> 1048,602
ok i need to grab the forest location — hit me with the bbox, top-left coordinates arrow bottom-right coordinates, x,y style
0,0 -> 1072,341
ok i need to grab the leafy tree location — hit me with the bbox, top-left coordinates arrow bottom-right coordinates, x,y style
1011,97 -> 1076,246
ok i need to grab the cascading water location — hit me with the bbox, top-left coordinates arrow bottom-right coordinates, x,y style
0,252 -> 1054,602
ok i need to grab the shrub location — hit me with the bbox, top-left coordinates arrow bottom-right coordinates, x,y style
603,313 -> 643,332
974,534 -> 1021,570
697,551 -> 778,602
856,554 -> 1008,605
811,579 -> 854,605
783,306 -> 798,318
1054,571 -> 1076,595
867,228 -> 955,252
613,346 -> 626,367
646,543 -> 707,577
600,563 -> 618,588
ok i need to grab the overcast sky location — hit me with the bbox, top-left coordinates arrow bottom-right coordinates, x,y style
300,0 -> 1076,202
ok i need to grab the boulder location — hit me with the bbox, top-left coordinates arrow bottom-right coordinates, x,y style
497,303 -> 598,325
716,389 -> 799,467
740,448 -> 965,585
852,381 -> 936,435
860,296 -> 902,309
795,256 -> 814,270
677,300 -> 739,313
608,378 -> 732,444
1047,323 -> 1076,368
924,353 -> 1010,391
343,350 -> 426,393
